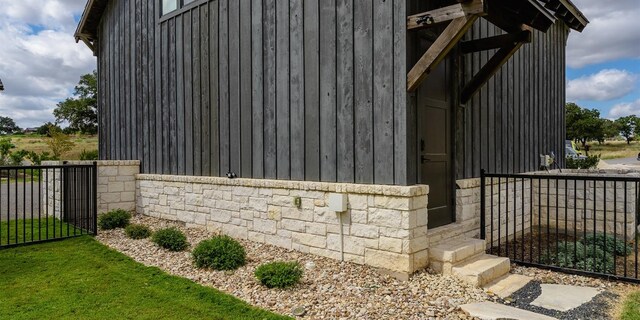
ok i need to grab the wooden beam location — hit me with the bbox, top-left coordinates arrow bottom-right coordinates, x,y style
407,16 -> 477,92
460,30 -> 531,54
460,35 -> 528,103
407,0 -> 484,31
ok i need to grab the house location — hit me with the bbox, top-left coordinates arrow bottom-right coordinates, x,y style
75,0 -> 588,280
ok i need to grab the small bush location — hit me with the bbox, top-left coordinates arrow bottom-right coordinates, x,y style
254,261 -> 303,289
125,224 -> 152,239
152,227 -> 189,251
98,209 -> 132,230
79,149 -> 99,160
583,233 -> 632,256
192,235 -> 246,270
566,155 -> 600,169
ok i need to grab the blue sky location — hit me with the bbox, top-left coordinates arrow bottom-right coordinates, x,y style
565,0 -> 640,119
0,0 -> 637,127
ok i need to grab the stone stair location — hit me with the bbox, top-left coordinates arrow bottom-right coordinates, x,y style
429,239 -> 528,293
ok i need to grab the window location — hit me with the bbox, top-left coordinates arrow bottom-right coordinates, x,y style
162,0 -> 197,16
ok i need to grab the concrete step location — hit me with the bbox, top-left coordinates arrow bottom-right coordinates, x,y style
429,238 -> 486,274
484,274 -> 533,298
459,302 -> 557,320
451,254 -> 510,287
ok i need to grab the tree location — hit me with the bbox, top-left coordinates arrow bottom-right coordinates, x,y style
565,103 -> 603,148
53,71 -> 98,134
36,122 -> 60,136
615,115 -> 637,145
0,116 -> 21,135
45,127 -> 76,158
599,119 -> 620,143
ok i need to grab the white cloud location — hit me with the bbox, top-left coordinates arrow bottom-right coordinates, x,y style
567,0 -> 640,67
0,0 -> 95,128
608,99 -> 640,118
566,69 -> 637,101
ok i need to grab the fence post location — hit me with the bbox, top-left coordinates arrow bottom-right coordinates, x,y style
480,169 -> 486,240
62,161 -> 68,224
92,161 -> 98,235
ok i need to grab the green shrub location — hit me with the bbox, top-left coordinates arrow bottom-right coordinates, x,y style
125,224 -> 152,240
254,261 -> 303,289
566,155 -> 600,169
152,227 -> 189,251
79,149 -> 99,160
98,209 -> 132,230
192,235 -> 246,270
583,233 -> 633,256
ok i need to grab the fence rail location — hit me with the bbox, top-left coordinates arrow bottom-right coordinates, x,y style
0,162 -> 97,248
481,169 -> 640,283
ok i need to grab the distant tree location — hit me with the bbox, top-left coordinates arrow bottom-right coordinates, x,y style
45,127 -> 76,158
601,119 -> 620,141
36,122 -> 60,136
0,137 -> 15,165
615,115 -> 637,145
565,103 -> 602,148
53,71 -> 97,134
0,116 -> 21,135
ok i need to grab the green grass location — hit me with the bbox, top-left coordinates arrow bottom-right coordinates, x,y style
0,236 -> 289,320
621,291 -> 640,320
0,218 -> 82,246
582,140 -> 640,160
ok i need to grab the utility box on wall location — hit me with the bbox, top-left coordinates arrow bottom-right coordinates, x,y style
328,193 -> 348,212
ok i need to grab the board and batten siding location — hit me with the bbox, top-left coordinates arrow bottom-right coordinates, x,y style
457,20 -> 569,179
96,0 -> 413,185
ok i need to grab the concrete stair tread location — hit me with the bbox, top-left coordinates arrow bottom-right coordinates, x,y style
460,302 -> 557,320
451,254 -> 510,287
484,274 -> 533,299
430,238 -> 486,263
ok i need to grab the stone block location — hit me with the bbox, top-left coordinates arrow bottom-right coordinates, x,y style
368,208 -> 403,228
364,249 -> 413,274
350,223 -> 379,238
379,236 -> 403,253
292,232 -> 326,248
253,218 -> 277,234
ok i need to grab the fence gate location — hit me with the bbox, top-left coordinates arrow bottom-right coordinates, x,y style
0,162 -> 97,248
480,169 -> 640,283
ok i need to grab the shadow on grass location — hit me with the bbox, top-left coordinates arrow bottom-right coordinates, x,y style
0,217 -> 88,247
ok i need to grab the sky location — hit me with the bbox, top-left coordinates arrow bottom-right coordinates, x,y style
0,0 -> 638,128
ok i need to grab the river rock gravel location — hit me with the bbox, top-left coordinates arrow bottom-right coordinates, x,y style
97,215 -> 495,319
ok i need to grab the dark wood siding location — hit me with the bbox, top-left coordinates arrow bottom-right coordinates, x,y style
97,0 -> 411,185
457,20 -> 569,179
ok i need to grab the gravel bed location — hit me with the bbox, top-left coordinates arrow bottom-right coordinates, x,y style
97,215 -> 496,319
507,281 -> 617,320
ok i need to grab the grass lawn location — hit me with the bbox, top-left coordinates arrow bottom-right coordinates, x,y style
582,140 -> 640,160
0,236 -> 288,320
0,218 -> 80,246
8,134 -> 98,160
621,291 -> 640,320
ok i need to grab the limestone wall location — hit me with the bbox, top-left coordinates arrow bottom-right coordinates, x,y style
137,174 -> 430,276
43,160 -> 139,215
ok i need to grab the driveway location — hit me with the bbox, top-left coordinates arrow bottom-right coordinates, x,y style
0,182 -> 41,222
604,157 -> 640,166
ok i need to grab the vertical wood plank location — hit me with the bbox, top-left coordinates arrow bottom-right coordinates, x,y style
354,0 -> 374,184
240,0 -> 253,177
290,0 -> 305,181
219,0 -> 230,175
229,0 -> 241,175
263,0 -> 277,179
210,0 -> 220,176
304,0 -> 320,181
319,0 -> 337,182
193,8 -> 202,176
177,14 -> 186,175
276,0 -> 290,179
201,5 -> 211,176
169,18 -> 178,174
373,0 -> 394,184
337,0 -> 355,183
251,0 -> 264,178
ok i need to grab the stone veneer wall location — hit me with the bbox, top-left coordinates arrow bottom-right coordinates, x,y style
533,169 -> 639,240
43,160 -> 140,215
136,174 -> 429,276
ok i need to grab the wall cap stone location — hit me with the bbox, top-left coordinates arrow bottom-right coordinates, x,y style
137,174 -> 429,197
42,160 -> 141,166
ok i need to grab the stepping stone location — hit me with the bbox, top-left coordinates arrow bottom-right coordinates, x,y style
460,302 -> 557,320
484,274 -> 533,299
531,284 -> 601,312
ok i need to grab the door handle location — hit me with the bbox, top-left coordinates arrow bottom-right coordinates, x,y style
421,156 -> 431,163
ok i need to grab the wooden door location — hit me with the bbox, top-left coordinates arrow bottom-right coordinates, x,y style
417,57 -> 455,229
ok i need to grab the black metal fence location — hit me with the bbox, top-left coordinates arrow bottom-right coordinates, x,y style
0,163 -> 97,248
481,169 -> 640,283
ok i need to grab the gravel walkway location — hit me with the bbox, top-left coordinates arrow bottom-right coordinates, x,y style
97,216 -> 496,319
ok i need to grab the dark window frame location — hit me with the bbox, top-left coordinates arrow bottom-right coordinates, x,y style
159,0 -> 206,22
